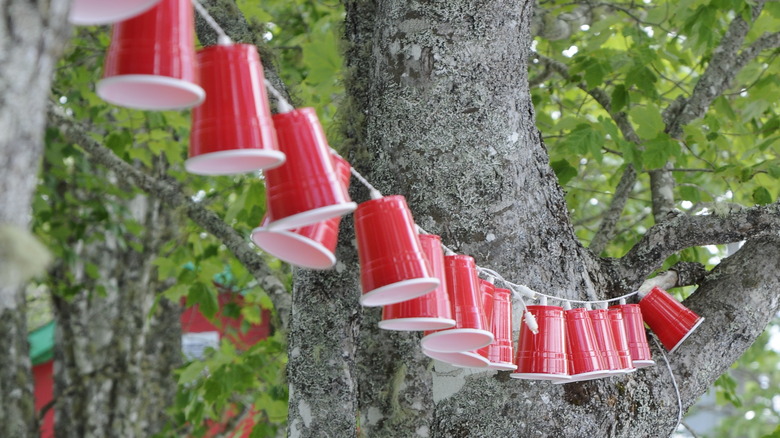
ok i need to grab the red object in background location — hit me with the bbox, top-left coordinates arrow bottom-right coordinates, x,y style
180,292 -> 271,349
33,362 -> 54,438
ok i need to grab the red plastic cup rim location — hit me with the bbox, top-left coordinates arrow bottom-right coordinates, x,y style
510,372 -> 572,382
487,362 -> 518,371
633,359 -> 655,368
377,317 -> 456,331
423,350 -> 489,368
69,0 -> 162,25
668,316 -> 705,354
185,149 -> 286,175
419,328 -> 494,353
359,277 -> 440,307
96,75 -> 205,111
265,202 -> 357,231
574,370 -> 617,380
250,226 -> 336,270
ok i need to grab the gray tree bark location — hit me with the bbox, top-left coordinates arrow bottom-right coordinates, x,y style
0,1 -> 71,437
285,0 -> 780,437
49,184 -> 182,438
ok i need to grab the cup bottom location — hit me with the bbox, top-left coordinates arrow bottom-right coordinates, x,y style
186,149 -> 286,175
510,372 -> 571,382
423,350 -> 489,368
251,226 -> 336,270
378,317 -> 456,332
420,328 -> 494,353
487,362 -> 518,371
633,360 -> 655,368
69,0 -> 162,25
359,277 -> 439,307
266,202 -> 358,231
668,317 -> 705,353
556,370 -> 615,384
97,75 -> 205,110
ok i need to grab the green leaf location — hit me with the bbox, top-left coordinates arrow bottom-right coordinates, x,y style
187,282 -> 219,319
105,130 -> 133,154
561,124 -> 605,162
611,84 -> 628,112
626,65 -> 658,97
85,262 -> 100,280
752,186 -> 773,205
628,105 -> 664,140
551,159 -> 578,186
642,134 -> 680,169
179,360 -> 206,384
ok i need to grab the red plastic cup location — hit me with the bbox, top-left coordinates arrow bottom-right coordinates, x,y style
484,287 -> 517,371
612,304 -> 655,368
354,195 -> 439,307
263,108 -> 357,230
423,349 -> 489,368
564,308 -> 611,381
379,234 -> 456,331
607,308 -> 636,372
186,43 -> 285,175
69,0 -> 162,25
639,286 -> 704,353
511,305 -> 570,381
251,155 -> 351,269
588,309 -> 626,375
476,280 -> 495,361
97,0 -> 205,110
420,255 -> 494,352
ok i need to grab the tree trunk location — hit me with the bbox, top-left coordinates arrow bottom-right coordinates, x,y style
284,0 -> 780,437
0,1 -> 71,437
50,189 -> 182,438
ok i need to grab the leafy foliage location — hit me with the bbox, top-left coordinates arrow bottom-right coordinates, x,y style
533,0 -> 779,260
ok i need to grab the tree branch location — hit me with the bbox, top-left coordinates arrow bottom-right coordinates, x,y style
607,201 -> 780,290
663,1 -> 768,138
589,165 -> 637,255
653,2 -> 771,225
46,102 -> 292,329
734,31 -> 780,68
533,54 -> 643,252
649,162 -> 676,221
